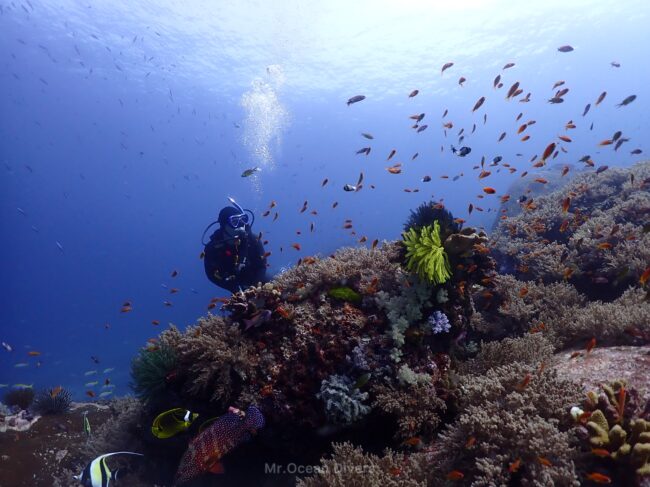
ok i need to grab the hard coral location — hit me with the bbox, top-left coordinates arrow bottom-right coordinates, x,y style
575,380 -> 650,480
317,374 -> 370,425
174,314 -> 256,407
476,274 -> 650,348
298,442 -> 430,487
372,382 -> 446,441
491,161 -> 650,299
430,363 -> 583,486
403,222 -> 452,285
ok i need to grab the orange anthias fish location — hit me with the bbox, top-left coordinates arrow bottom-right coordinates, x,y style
175,406 -> 265,484
586,472 -> 612,484
516,373 -> 532,391
508,458 -> 522,473
586,337 -> 596,354
27,351 -> 41,356
562,197 -> 571,213
639,266 -> 650,286
483,187 -> 496,194
446,470 -> 464,480
591,448 -> 610,458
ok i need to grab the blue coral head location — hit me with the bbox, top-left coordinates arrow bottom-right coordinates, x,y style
244,405 -> 265,431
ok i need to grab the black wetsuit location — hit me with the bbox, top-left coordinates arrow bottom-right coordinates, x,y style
203,227 -> 267,293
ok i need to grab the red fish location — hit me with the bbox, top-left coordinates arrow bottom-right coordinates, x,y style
640,267 -> 650,286
586,472 -> 611,484
175,406 -> 265,484
586,337 -> 596,354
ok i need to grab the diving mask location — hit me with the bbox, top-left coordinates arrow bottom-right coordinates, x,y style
227,197 -> 250,229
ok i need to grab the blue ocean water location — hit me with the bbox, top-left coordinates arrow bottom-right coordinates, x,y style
1,0 -> 648,400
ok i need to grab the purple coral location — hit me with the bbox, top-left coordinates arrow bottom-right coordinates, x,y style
428,311 -> 451,334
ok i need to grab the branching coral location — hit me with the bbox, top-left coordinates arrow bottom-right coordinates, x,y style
427,311 -> 451,334
298,442 -> 431,487
491,161 -> 650,298
459,333 -> 555,375
403,222 -> 452,285
375,278 -> 432,360
473,274 -> 650,348
372,382 -> 446,441
429,363 -> 583,486
32,387 -> 72,415
130,343 -> 177,404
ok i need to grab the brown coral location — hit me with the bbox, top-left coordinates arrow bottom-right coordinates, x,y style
427,363 -> 583,486
371,381 -> 447,441
297,442 -> 431,487
174,315 -> 256,407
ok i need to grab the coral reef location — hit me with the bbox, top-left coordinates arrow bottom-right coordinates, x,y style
134,232 -> 493,473
491,161 -> 650,299
3,387 -> 34,410
403,222 -> 452,285
32,387 -> 72,415
553,346 -> 650,401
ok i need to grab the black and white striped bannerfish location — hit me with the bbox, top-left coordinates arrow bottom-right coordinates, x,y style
74,451 -> 143,487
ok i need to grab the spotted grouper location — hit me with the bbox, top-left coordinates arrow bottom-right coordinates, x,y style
174,405 -> 265,485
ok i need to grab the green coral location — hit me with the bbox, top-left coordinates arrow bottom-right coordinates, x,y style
328,286 -> 362,303
403,221 -> 452,285
130,344 -> 177,404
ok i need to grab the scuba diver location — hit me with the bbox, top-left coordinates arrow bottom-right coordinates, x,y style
202,197 -> 268,293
